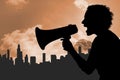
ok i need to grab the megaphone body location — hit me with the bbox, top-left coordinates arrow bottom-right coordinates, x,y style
35,24 -> 78,50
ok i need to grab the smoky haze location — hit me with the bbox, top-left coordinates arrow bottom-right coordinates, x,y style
0,0 -> 91,63
0,0 -> 120,63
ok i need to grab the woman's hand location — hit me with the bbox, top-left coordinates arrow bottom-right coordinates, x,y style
62,38 -> 75,52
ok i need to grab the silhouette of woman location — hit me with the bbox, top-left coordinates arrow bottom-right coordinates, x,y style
62,5 -> 120,80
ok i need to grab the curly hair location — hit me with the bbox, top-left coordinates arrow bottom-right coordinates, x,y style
86,5 -> 113,29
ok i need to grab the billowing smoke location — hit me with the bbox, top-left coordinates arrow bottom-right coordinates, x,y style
6,0 -> 28,5
74,39 -> 92,54
0,25 -> 41,63
6,0 -> 29,9
0,0 -> 93,63
74,0 -> 88,10
0,25 -> 68,63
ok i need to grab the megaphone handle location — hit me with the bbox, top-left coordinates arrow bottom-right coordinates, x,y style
61,36 -> 75,52
61,36 -> 71,40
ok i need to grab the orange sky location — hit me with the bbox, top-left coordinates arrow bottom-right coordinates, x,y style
0,0 -> 120,63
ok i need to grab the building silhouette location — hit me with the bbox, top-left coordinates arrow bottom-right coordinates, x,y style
51,55 -> 57,63
78,46 -> 89,60
25,55 -> 29,64
30,56 -> 36,65
42,53 -> 46,63
15,44 -> 23,65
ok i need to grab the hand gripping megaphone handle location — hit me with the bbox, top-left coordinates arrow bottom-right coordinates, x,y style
61,36 -> 74,52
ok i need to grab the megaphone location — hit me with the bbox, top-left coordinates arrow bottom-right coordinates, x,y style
35,24 -> 78,50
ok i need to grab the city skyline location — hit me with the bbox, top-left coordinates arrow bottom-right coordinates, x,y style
0,0 -> 120,62
0,43 -> 97,80
0,1 -> 119,80
0,43 -> 89,64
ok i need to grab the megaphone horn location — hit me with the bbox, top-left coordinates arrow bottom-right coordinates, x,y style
35,24 -> 78,50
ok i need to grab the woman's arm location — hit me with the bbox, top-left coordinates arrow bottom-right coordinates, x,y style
62,39 -> 96,74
